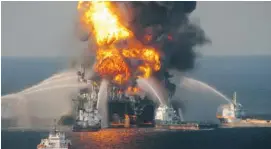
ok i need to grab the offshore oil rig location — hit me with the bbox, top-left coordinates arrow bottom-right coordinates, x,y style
71,64 -> 221,131
72,65 -> 159,131
72,64 -> 271,131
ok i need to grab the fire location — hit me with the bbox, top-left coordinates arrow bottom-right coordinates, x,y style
95,48 -> 130,84
78,1 -> 161,85
78,1 -> 130,45
127,86 -> 140,94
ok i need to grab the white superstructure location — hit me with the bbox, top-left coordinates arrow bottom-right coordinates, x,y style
216,92 -> 245,123
37,122 -> 71,149
155,105 -> 180,124
73,81 -> 101,131
76,108 -> 101,128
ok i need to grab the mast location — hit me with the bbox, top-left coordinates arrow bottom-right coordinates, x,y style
232,92 -> 237,106
53,119 -> 57,133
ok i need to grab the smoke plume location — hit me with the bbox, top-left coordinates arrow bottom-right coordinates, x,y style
125,1 -> 209,71
121,1 -> 210,98
77,1 -> 210,104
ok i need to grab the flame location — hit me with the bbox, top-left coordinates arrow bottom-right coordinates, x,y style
127,86 -> 140,94
78,1 -> 130,45
78,1 -> 161,85
95,48 -> 130,84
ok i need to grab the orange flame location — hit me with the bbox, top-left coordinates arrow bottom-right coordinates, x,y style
127,86 -> 140,94
78,1 -> 161,85
78,1 -> 130,45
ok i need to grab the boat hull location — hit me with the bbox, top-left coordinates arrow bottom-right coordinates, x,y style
72,124 -> 101,132
155,121 -> 219,130
155,124 -> 199,130
198,123 -> 219,129
37,147 -> 70,149
220,119 -> 271,128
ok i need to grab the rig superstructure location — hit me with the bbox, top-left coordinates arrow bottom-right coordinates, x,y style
73,65 -> 156,130
72,69 -> 102,131
73,64 -> 216,130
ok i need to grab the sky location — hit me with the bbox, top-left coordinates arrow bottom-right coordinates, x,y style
1,1 -> 271,57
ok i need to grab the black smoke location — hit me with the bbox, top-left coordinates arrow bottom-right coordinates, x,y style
77,1 -> 209,98
126,1 -> 209,72
76,2 -> 210,121
120,2 -> 210,110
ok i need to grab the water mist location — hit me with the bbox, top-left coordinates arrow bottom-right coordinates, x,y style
97,79 -> 109,128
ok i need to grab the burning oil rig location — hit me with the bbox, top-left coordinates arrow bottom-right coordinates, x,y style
71,1 -> 210,131
72,65 -> 164,131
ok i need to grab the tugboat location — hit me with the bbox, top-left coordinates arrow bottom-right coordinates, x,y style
217,92 -> 271,127
155,105 -> 198,130
155,105 -> 218,130
72,83 -> 101,132
216,92 -> 245,124
37,120 -> 72,149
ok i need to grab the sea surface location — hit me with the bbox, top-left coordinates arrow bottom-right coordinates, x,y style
2,56 -> 271,149
2,128 -> 271,149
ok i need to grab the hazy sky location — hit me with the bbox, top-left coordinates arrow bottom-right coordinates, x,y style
2,1 -> 271,57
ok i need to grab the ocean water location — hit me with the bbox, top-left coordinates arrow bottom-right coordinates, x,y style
1,56 -> 271,149
2,128 -> 271,149
189,56 -> 271,116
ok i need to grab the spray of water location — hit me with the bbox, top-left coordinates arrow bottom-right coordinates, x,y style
1,94 -> 17,99
1,70 -> 81,99
1,70 -> 94,129
22,76 -> 77,93
137,78 -> 166,106
97,79 -> 109,128
2,83 -> 86,119
178,108 -> 184,121
181,77 -> 232,104
16,95 -> 32,128
41,71 -> 76,83
20,84 -> 87,95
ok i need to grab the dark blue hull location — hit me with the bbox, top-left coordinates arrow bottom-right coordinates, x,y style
72,124 -> 101,132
